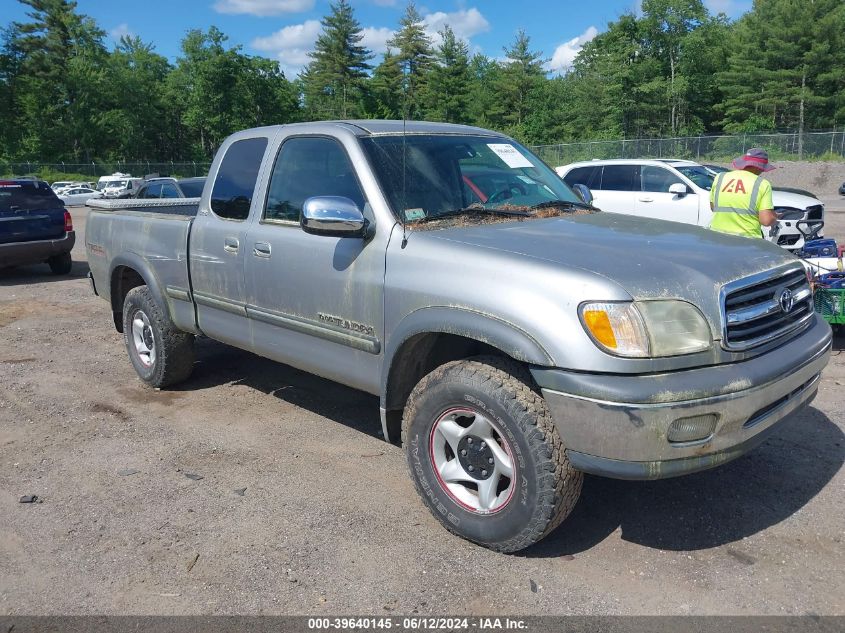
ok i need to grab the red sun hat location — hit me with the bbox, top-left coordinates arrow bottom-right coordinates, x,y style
732,147 -> 776,172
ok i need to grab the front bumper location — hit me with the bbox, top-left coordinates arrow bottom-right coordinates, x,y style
532,316 -> 832,480
0,231 -> 76,267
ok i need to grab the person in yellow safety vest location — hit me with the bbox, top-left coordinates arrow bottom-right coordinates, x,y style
709,148 -> 778,238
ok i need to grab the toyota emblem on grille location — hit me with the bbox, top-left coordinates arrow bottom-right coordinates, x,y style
779,288 -> 795,313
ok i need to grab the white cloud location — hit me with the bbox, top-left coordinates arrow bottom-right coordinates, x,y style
547,25 -> 598,73
109,23 -> 134,41
422,8 -> 490,45
250,6 -> 490,76
251,19 -> 321,76
213,0 -> 314,17
703,0 -> 751,16
361,26 -> 394,55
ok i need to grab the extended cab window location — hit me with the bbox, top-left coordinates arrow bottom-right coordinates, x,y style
600,165 -> 639,191
211,137 -> 268,220
161,183 -> 180,199
264,137 -> 365,223
641,166 -> 684,193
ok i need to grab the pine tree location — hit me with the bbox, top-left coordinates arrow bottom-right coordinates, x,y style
387,1 -> 433,119
491,30 -> 546,137
425,26 -> 471,123
719,0 -> 845,141
366,51 -> 404,119
302,0 -> 371,119
13,0 -> 108,160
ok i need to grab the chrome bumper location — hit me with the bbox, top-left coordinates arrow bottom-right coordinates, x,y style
533,316 -> 832,480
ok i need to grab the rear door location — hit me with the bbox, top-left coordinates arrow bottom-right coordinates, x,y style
188,135 -> 271,350
636,165 -> 700,225
0,181 -> 66,244
593,164 -> 639,214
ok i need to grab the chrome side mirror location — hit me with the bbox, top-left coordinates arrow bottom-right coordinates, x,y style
571,183 -> 593,205
301,196 -> 369,238
669,183 -> 689,196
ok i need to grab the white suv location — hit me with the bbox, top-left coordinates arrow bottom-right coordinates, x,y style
557,159 -> 824,250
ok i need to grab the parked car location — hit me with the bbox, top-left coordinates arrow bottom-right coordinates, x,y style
0,179 -> 75,274
96,173 -> 144,199
51,180 -> 75,192
134,177 -> 206,199
558,159 -> 824,250
59,186 -> 100,206
839,181 -> 845,196
86,121 -> 830,552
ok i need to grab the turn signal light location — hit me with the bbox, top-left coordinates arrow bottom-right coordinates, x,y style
64,210 -> 73,232
667,414 -> 718,444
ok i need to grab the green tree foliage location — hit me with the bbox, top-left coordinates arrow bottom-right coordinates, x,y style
490,30 -> 547,140
387,1 -> 434,119
1,0 -> 844,162
425,26 -> 471,124
719,0 -> 845,137
302,0 -> 371,119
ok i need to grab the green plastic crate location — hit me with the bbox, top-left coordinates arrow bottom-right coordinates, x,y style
813,286 -> 845,325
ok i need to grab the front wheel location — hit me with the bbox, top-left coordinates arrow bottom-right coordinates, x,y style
122,285 -> 195,388
402,356 -> 582,553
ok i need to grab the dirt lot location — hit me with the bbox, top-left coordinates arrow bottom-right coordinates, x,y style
1,198 -> 844,616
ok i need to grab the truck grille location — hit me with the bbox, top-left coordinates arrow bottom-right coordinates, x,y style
722,267 -> 813,350
806,204 -> 824,221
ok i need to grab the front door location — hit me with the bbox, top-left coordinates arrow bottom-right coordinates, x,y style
636,165 -> 701,225
244,135 -> 387,394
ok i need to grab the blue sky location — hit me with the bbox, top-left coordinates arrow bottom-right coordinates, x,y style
7,0 -> 752,77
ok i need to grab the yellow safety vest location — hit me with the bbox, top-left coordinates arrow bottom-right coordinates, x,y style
709,170 -> 773,239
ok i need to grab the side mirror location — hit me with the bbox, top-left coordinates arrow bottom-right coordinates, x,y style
668,183 -> 689,196
571,183 -> 593,205
301,196 -> 369,238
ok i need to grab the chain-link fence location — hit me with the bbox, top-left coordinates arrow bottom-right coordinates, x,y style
0,161 -> 212,179
531,130 -> 845,167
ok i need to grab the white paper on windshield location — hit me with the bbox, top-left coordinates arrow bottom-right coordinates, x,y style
487,143 -> 533,168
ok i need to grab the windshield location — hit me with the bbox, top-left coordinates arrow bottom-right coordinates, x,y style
676,166 -> 715,190
360,135 -> 582,223
97,180 -> 127,190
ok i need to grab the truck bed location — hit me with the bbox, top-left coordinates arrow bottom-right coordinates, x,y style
86,198 -> 199,334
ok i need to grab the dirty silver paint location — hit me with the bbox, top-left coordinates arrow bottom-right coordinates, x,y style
85,120 -> 832,479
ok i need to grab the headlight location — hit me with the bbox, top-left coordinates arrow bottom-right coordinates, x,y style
580,300 -> 711,357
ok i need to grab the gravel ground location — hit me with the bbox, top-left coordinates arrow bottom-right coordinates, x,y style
1,199 -> 844,617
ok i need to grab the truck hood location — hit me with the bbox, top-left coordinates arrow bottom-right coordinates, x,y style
427,212 -> 798,309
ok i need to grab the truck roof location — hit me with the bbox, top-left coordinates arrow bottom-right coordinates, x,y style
236,120 -> 503,138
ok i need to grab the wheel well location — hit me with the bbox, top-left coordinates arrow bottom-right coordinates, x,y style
110,266 -> 146,332
382,332 -> 512,442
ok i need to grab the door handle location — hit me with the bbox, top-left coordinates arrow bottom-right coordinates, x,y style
253,242 -> 272,258
638,197 -> 654,203
223,237 -> 239,253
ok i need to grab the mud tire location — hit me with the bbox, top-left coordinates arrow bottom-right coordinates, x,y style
402,356 -> 582,553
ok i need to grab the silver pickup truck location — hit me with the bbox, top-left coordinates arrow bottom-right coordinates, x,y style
86,121 -> 831,553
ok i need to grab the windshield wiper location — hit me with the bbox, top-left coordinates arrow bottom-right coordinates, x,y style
530,199 -> 594,211
414,207 -> 529,224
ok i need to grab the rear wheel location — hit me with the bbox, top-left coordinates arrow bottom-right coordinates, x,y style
402,356 -> 582,553
47,252 -> 72,275
122,285 -> 195,388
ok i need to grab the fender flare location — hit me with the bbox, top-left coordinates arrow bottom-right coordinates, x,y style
380,306 -> 554,408
108,253 -> 168,329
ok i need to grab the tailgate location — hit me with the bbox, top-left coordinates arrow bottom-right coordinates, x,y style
0,207 -> 66,244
